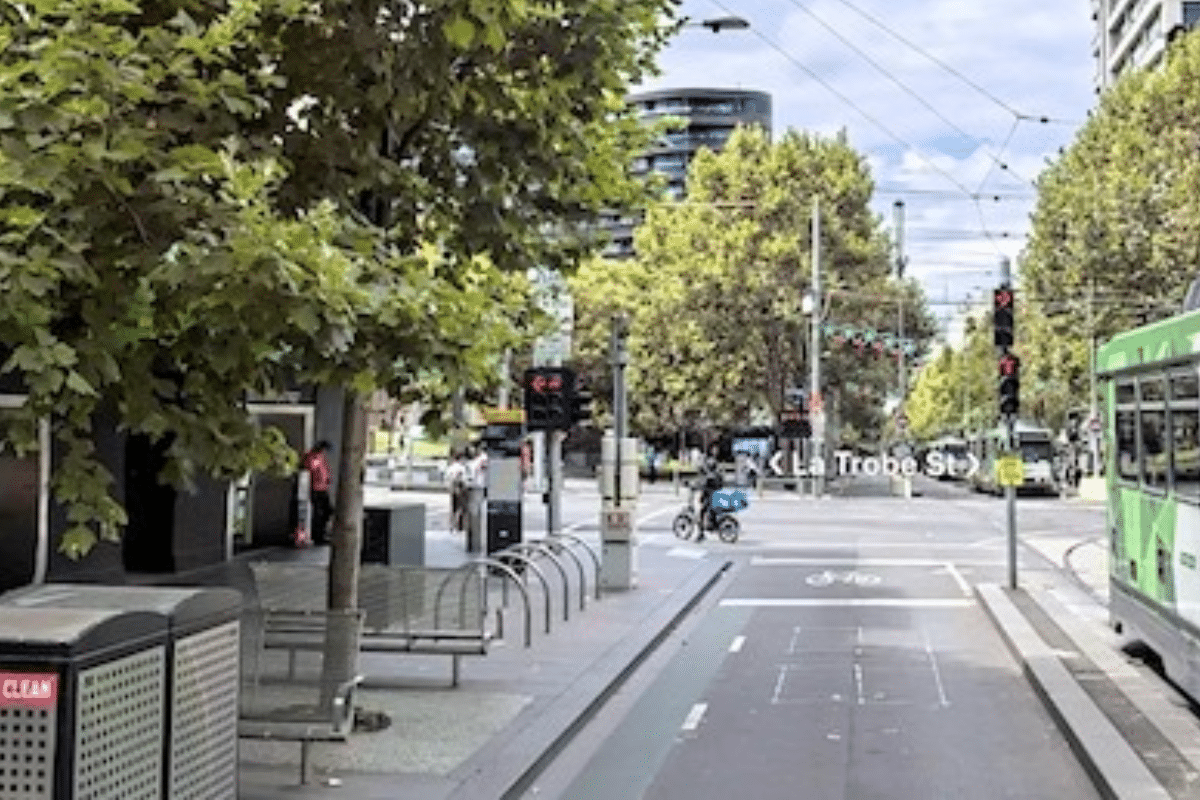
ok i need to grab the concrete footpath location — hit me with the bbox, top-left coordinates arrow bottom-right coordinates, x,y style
227,484 -> 1200,800
233,484 -> 732,800
986,527 -> 1200,800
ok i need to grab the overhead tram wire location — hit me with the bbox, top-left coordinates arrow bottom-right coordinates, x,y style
823,0 -> 1083,127
781,0 -> 1036,189
705,0 -> 1012,255
704,0 -> 976,202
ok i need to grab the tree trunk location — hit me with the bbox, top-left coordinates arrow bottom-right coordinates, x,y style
322,389 -> 367,708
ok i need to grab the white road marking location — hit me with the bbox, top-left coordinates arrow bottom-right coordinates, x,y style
666,546 -> 708,560
924,630 -> 951,707
942,562 -> 973,597
755,541 -> 1002,551
720,598 -> 974,608
786,627 -> 802,656
771,667 -> 788,704
853,663 -> 865,705
681,702 -> 708,731
729,635 -> 746,653
750,557 -> 1001,567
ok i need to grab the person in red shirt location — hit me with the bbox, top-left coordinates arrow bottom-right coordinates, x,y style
302,440 -> 333,545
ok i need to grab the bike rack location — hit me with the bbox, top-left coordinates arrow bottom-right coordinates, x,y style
533,537 -> 588,612
550,532 -> 602,601
433,562 -> 489,630
507,542 -> 572,622
465,557 -> 532,647
494,547 -> 553,635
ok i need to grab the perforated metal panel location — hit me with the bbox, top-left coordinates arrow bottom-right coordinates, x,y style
0,704 -> 56,800
170,620 -> 239,800
74,646 -> 165,800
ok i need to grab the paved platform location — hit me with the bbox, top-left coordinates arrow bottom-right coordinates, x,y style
983,537 -> 1200,800
223,524 -> 731,799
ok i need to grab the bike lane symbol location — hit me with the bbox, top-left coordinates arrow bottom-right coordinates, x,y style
805,570 -> 882,588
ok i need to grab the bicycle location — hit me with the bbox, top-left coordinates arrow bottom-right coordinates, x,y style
672,481 -> 741,543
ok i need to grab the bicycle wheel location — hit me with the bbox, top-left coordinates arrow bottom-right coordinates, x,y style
673,511 -> 695,539
717,515 -> 739,543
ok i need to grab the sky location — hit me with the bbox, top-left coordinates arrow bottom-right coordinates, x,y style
636,0 -> 1098,340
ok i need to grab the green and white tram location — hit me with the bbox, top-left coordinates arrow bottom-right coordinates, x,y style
1101,307 -> 1200,699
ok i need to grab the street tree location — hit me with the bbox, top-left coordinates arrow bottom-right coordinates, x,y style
572,126 -> 936,445
1022,29 -> 1200,421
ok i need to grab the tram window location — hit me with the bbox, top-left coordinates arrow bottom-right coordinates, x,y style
1171,369 -> 1200,498
1140,377 -> 1169,490
1115,380 -> 1138,483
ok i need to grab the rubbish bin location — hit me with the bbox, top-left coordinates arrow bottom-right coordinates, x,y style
0,584 -> 242,800
362,502 -> 426,565
0,604 -> 168,800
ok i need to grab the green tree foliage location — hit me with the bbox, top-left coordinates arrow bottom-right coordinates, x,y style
1022,30 -> 1200,424
572,127 -> 937,444
0,0 -> 677,557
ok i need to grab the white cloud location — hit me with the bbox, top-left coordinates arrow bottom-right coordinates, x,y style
641,0 -> 1096,328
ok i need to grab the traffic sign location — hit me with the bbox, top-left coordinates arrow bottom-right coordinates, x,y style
996,456 -> 1024,487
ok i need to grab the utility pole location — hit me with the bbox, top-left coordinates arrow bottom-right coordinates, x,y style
809,199 -> 825,497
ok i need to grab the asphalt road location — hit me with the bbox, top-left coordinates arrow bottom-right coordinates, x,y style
524,475 -> 1107,800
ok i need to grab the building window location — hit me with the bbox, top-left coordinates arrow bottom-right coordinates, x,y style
1186,2 -> 1200,27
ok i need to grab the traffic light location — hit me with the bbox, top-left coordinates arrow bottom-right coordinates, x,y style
998,353 -> 1020,416
570,373 -> 593,424
993,287 -> 1015,348
524,367 -> 574,430
780,409 -> 811,438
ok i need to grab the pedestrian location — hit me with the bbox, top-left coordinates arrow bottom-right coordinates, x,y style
647,445 -> 658,484
301,440 -> 334,545
469,446 -> 489,491
444,451 -> 469,533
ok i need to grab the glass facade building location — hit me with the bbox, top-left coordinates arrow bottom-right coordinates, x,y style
601,88 -> 772,259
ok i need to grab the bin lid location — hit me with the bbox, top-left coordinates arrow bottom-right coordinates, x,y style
0,606 -> 166,658
0,584 -> 242,630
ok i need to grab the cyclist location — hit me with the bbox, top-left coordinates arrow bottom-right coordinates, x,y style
698,446 -> 723,541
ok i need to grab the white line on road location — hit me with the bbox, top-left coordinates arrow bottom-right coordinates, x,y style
771,667 -> 788,705
729,635 -> 746,653
853,663 -> 865,705
943,562 -> 973,597
924,630 -> 951,707
755,541 -> 1002,551
681,702 -> 708,731
719,598 -> 974,608
750,557 -> 1002,567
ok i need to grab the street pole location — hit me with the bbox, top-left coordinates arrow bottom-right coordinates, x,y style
546,348 -> 562,537
810,199 -> 824,497
1000,256 -> 1018,590
601,313 -> 636,589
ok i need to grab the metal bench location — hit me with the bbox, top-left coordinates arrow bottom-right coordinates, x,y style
251,562 -> 498,686
238,607 -> 364,785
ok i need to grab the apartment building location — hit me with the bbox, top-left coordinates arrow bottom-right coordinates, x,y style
1093,0 -> 1200,89
600,87 -> 772,259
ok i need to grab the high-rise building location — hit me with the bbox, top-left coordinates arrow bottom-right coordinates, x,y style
1093,0 -> 1200,90
601,87 -> 772,259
